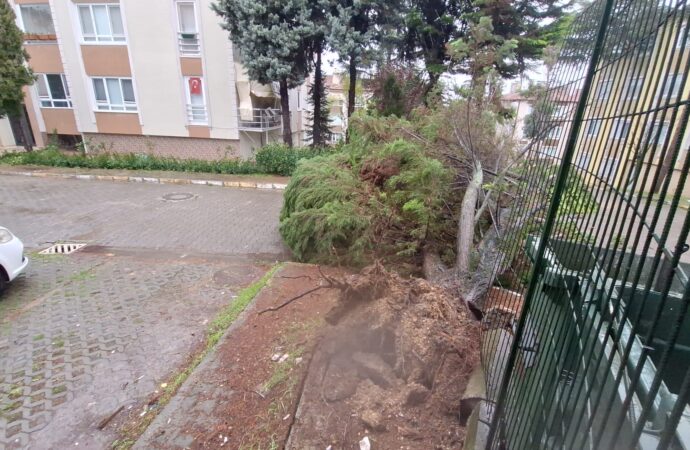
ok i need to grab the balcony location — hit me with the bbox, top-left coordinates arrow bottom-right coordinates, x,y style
238,108 -> 282,131
178,32 -> 201,57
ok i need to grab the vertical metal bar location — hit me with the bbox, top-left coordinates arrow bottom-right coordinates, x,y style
485,0 -> 617,445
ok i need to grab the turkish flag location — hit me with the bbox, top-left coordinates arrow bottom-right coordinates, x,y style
189,77 -> 202,95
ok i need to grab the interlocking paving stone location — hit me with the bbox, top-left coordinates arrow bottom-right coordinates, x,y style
0,254 -> 268,449
0,174 -> 285,448
0,175 -> 288,257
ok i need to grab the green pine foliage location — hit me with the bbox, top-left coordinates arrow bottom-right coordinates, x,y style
305,76 -> 332,146
0,0 -> 34,117
279,127 -> 451,268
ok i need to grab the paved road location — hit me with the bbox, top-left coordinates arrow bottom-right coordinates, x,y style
0,175 -> 287,449
0,175 -> 288,257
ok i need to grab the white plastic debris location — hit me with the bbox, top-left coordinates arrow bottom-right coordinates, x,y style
278,353 -> 289,363
271,353 -> 282,362
359,436 -> 371,450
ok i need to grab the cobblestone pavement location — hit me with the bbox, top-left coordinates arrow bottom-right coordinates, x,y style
0,250 -> 269,449
0,175 -> 288,257
0,175 -> 286,448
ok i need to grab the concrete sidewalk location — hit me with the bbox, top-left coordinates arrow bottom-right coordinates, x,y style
0,165 -> 290,191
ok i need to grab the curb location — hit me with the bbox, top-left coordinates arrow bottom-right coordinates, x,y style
0,169 -> 288,191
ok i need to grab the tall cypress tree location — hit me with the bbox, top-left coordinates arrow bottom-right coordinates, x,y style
306,47 -> 331,146
0,0 -> 34,150
213,0 -> 314,147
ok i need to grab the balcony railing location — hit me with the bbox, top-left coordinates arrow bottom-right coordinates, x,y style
178,32 -> 201,56
238,108 -> 282,131
186,104 -> 207,124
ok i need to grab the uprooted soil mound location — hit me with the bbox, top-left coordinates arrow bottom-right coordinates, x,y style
287,263 -> 481,449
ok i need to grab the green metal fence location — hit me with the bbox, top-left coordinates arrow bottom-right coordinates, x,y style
481,0 -> 690,448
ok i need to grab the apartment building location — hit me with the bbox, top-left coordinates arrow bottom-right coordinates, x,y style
1,0 -> 308,159
572,19 -> 690,197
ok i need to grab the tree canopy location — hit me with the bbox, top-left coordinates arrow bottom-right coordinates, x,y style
0,0 -> 33,118
400,0 -> 570,86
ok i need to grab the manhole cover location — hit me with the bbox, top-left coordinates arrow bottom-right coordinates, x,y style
162,193 -> 197,202
39,243 -> 87,255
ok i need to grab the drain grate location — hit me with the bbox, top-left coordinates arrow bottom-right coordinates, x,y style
39,243 -> 87,255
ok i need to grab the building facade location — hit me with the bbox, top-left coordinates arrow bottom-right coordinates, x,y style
2,0 -> 308,159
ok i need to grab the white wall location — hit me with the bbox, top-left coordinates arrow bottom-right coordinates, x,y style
123,0 -> 188,137
50,0 -> 96,133
0,117 -> 17,149
200,0 -> 239,140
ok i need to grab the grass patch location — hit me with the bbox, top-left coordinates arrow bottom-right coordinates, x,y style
112,264 -> 282,449
69,269 -> 95,282
8,386 -> 22,400
51,385 -> 67,395
1,400 -> 22,413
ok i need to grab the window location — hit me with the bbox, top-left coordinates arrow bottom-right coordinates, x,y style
78,4 -> 125,43
576,153 -> 591,171
19,4 -> 55,35
184,77 -> 207,124
645,121 -> 670,145
598,157 -> 620,183
677,23 -> 687,49
176,1 -> 200,56
543,146 -> 559,157
627,77 -> 644,100
36,74 -> 71,108
611,119 -> 631,140
597,79 -> 613,100
658,73 -> 684,99
547,125 -> 562,138
586,119 -> 602,136
553,105 -> 568,118
92,78 -> 136,111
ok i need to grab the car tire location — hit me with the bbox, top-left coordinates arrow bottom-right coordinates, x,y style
0,266 -> 9,294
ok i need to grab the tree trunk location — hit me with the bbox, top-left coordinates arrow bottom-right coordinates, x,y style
279,78 -> 293,147
457,161 -> 483,275
18,108 -> 33,152
312,43 -> 323,147
347,53 -> 357,119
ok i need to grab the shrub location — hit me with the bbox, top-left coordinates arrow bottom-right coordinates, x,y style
254,143 -> 330,176
279,136 -> 451,268
0,146 -> 272,175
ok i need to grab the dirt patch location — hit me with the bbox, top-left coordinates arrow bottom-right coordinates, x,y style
131,263 -> 343,449
287,263 -> 481,449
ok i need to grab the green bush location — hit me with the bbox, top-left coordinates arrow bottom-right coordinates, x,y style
254,143 -> 330,176
0,144 -> 332,176
279,136 -> 451,267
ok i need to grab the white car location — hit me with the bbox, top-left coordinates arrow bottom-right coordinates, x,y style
0,227 -> 28,292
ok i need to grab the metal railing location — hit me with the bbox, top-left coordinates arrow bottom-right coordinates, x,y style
186,104 -> 207,124
178,32 -> 200,56
237,108 -> 282,131
481,0 -> 690,449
